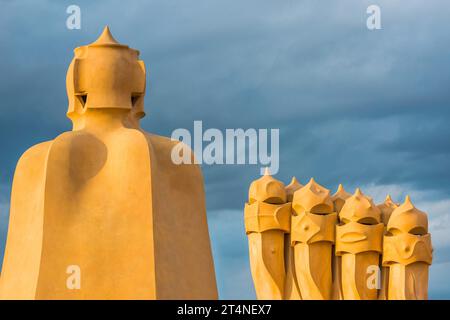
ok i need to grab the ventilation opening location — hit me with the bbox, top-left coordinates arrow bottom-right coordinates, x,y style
263,197 -> 285,205
76,93 -> 87,108
131,93 -> 141,107
409,226 -> 427,236
310,204 -> 332,215
386,228 -> 402,236
357,217 -> 379,225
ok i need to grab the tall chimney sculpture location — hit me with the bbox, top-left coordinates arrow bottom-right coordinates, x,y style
336,188 -> 384,300
283,177 -> 303,299
377,195 -> 398,300
330,184 -> 351,300
0,27 -> 217,299
291,178 -> 336,300
244,169 -> 290,299
244,176 -> 432,300
383,196 -> 433,299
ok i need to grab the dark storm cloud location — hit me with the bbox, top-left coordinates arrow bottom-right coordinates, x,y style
1,0 -> 450,298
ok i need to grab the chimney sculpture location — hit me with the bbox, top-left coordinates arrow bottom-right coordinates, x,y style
336,188 -> 384,300
377,195 -> 398,300
245,176 -> 432,300
330,184 -> 351,300
283,177 -> 303,299
244,169 -> 291,299
0,27 -> 217,299
383,196 -> 433,299
291,178 -> 337,300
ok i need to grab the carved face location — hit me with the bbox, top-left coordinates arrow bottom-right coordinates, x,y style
382,197 -> 433,266
335,189 -> 384,255
387,198 -> 428,236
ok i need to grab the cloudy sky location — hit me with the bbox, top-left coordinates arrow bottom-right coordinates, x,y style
1,0 -> 450,299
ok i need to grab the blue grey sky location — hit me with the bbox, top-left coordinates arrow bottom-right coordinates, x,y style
1,0 -> 450,299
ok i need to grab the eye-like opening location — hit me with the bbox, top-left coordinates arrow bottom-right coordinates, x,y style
357,217 -> 378,225
263,197 -> 285,205
131,93 -> 141,107
310,204 -> 332,215
409,226 -> 427,236
76,93 -> 87,108
386,227 -> 402,236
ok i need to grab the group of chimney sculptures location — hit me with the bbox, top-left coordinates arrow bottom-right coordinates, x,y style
244,169 -> 433,300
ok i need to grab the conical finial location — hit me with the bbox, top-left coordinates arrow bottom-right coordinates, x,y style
285,176 -> 303,202
405,195 -> 412,205
91,26 -> 121,46
355,188 -> 362,196
309,177 -> 315,184
287,176 -> 302,189
332,183 -> 351,202
378,194 -> 397,225
264,167 -> 271,176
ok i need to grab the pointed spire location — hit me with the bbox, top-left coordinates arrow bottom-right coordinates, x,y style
391,195 -> 418,214
91,26 -> 123,46
378,194 -> 397,225
331,184 -> 351,213
306,177 -> 319,192
383,194 -> 397,206
405,195 -> 412,205
285,176 -> 303,202
355,188 -> 362,197
304,177 -> 329,196
332,183 -> 351,202
399,194 -> 415,211
264,167 -> 271,176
